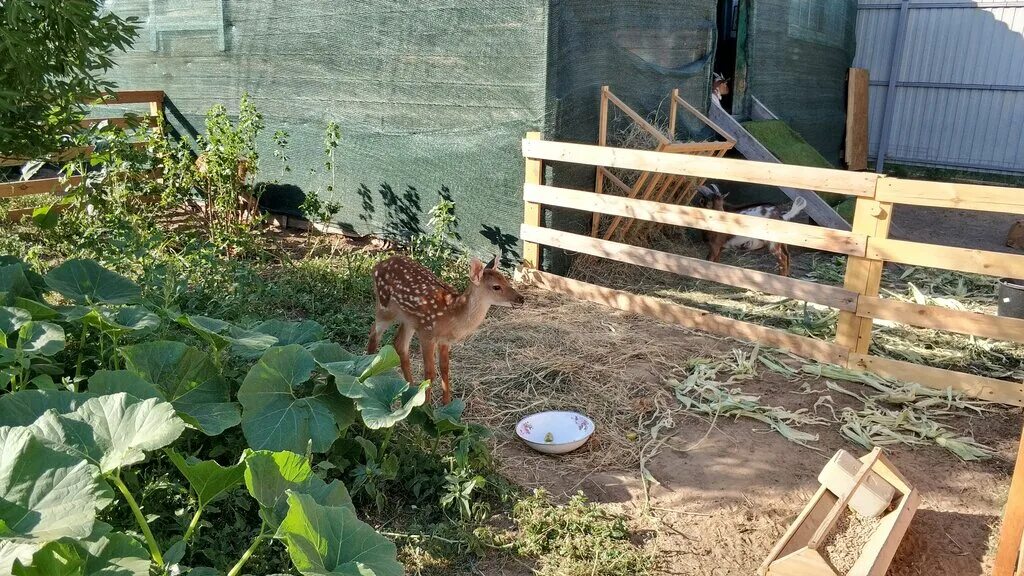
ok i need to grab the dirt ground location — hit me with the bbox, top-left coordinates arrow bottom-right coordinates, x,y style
455,288 -> 1023,576
893,206 -> 1021,256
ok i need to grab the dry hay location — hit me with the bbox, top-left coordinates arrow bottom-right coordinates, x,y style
454,287 -> 713,486
821,510 -> 884,574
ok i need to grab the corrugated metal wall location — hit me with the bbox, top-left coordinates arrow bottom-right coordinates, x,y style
854,0 -> 1024,173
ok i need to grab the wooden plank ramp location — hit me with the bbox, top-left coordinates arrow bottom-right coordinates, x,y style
707,100 -> 851,231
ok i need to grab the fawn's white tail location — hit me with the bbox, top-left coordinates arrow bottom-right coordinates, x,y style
782,197 -> 808,221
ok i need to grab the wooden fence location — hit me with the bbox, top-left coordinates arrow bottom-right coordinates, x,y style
0,91 -> 165,221
520,132 -> 1024,406
593,86 -> 735,246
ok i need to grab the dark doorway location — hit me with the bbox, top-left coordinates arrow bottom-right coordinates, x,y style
715,0 -> 740,111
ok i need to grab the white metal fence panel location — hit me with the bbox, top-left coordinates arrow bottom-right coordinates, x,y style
854,1 -> 1024,173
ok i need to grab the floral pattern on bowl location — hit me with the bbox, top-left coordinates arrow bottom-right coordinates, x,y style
515,411 -> 595,455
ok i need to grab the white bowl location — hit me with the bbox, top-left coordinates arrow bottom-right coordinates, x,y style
515,411 -> 595,454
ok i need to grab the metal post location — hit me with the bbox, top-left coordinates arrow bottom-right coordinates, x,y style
875,0 -> 912,173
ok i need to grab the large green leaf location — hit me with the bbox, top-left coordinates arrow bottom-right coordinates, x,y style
120,342 -> 240,435
13,298 -> 59,321
278,492 -> 402,576
167,450 -> 245,509
0,258 -> 46,298
0,426 -> 106,542
31,393 -> 186,474
17,322 -> 65,356
0,263 -> 37,302
352,374 -> 428,430
0,390 -> 94,426
253,320 -> 325,346
44,260 -> 141,305
177,315 -> 277,358
306,342 -> 355,365
243,450 -> 353,530
88,371 -> 159,400
238,345 -> 354,453
0,307 -> 31,335
98,306 -> 160,334
320,346 -> 400,386
11,530 -> 150,576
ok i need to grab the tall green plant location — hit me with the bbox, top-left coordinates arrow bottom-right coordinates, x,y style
0,0 -> 139,159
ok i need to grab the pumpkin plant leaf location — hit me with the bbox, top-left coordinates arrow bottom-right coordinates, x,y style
243,450 -> 353,530
120,342 -> 241,435
17,322 -> 65,356
0,307 -> 31,335
238,345 -> 353,453
0,426 -> 107,542
253,319 -> 325,347
44,259 -> 141,305
31,393 -> 186,474
278,491 -> 402,576
353,374 -> 428,430
0,390 -> 94,426
167,449 -> 245,510
11,530 -> 150,576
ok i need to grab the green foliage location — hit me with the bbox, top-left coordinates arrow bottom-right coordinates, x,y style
279,491 -> 403,576
0,0 -> 140,159
119,341 -> 241,435
237,344 -> 356,453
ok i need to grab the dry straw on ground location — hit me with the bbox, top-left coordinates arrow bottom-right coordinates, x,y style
454,288 -> 707,487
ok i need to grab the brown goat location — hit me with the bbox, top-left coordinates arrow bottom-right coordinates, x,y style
696,184 -> 806,277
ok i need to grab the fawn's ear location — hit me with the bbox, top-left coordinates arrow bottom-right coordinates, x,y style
486,255 -> 499,270
469,258 -> 485,285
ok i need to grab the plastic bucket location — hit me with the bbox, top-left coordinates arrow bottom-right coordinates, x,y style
998,279 -> 1024,319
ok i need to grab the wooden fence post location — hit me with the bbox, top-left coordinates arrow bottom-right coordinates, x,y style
523,131 -> 543,269
836,191 -> 893,358
592,87 -> 610,237
846,68 -> 870,171
995,424 -> 1024,576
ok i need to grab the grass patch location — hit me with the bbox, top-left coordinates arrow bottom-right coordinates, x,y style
486,488 -> 654,576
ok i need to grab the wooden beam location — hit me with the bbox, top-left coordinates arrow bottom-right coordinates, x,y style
846,68 -> 870,171
527,270 -> 849,366
875,178 -> 1024,215
995,424 -> 1024,576
868,237 -> 1024,279
525,184 -> 869,256
662,141 -> 735,153
706,102 -> 853,231
750,96 -> 779,121
605,91 -> 671,145
0,176 -> 84,198
672,93 -> 736,144
521,137 -> 875,210
519,224 -> 859,311
668,88 -> 679,142
522,132 -> 543,269
849,354 -> 1024,406
837,198 -> 894,355
593,86 -> 610,237
92,90 -> 165,105
857,296 -> 1024,344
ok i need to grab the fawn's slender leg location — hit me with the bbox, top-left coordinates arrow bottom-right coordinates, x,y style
439,344 -> 452,405
421,336 -> 438,404
366,309 -> 393,354
394,323 -> 414,384
770,243 -> 790,277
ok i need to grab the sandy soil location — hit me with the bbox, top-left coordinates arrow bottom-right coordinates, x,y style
456,290 -> 1023,576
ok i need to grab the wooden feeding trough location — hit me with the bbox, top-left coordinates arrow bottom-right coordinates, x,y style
760,448 -> 919,576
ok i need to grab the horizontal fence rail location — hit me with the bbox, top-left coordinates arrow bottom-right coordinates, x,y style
1,91 -> 164,218
520,133 -> 1024,406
